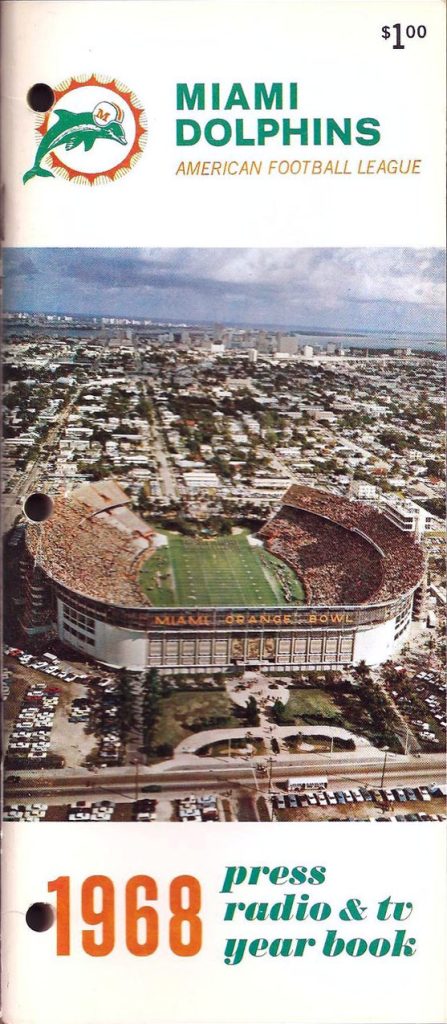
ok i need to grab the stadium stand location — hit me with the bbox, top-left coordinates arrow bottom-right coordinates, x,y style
26,483 -> 154,606
263,485 -> 425,604
25,481 -> 425,610
261,507 -> 383,604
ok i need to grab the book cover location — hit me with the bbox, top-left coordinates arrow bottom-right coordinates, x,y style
1,3 -> 446,1023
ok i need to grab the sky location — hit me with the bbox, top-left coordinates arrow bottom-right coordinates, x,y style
4,247 -> 445,335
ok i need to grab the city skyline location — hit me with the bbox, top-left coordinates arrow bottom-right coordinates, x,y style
4,247 -> 445,336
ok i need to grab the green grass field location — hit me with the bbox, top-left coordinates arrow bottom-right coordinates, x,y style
151,692 -> 240,749
277,690 -> 341,724
139,533 -> 305,607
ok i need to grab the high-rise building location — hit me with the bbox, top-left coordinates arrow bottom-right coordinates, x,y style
278,335 -> 298,354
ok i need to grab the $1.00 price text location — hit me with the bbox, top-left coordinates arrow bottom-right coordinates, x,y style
381,23 -> 427,48
48,875 -> 202,957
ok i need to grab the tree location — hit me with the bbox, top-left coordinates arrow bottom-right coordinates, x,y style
245,695 -> 260,727
155,742 -> 174,757
141,669 -> 163,753
420,497 -> 445,519
354,660 -> 370,681
272,699 -> 289,725
377,430 -> 406,453
426,459 -> 444,479
91,425 -> 111,446
117,669 -> 137,740
142,669 -> 161,720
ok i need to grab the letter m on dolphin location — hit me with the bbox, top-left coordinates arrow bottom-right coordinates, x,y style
23,105 -> 127,184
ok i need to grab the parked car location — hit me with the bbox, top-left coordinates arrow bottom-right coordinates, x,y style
359,788 -> 373,802
429,785 -> 442,797
350,789 -> 364,803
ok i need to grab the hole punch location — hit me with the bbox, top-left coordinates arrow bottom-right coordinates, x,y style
26,902 -> 55,932
27,83 -> 55,113
23,492 -> 53,523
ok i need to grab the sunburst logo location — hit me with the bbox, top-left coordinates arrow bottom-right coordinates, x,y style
23,74 -> 147,186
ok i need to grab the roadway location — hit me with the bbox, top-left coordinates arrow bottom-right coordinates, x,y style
5,752 -> 445,800
149,416 -> 179,500
2,387 -> 82,534
261,447 -> 299,485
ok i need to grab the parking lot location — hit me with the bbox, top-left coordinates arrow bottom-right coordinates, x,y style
4,678 -> 61,769
3,790 -> 232,823
4,646 -> 89,684
3,802 -> 48,822
272,784 -> 446,822
4,798 -> 160,823
3,649 -> 101,769
175,794 -> 219,822
383,665 -> 446,749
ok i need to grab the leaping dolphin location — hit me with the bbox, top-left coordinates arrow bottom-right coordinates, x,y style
23,109 -> 127,184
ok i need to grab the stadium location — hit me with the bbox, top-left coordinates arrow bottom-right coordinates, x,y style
19,479 -> 426,672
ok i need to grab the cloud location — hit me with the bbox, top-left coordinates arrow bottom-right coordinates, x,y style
3,247 -> 445,334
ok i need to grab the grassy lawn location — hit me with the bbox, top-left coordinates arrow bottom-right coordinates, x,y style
151,691 -> 240,749
278,689 -> 342,724
279,684 -> 403,752
139,532 -> 304,607
333,687 -> 402,752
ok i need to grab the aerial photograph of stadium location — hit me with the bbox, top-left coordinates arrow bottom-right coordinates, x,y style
2,247 -> 446,823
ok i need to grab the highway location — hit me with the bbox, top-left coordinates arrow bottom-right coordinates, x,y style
2,387 -> 82,534
5,753 -> 445,800
150,416 -> 179,499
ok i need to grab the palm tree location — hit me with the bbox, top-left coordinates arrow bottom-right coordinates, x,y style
354,660 -> 370,681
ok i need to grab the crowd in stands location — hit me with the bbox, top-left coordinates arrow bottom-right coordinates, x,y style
27,495 -> 153,606
261,485 -> 425,605
261,508 -> 383,604
25,481 -> 425,611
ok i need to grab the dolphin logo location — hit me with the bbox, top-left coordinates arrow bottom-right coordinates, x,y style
23,106 -> 127,184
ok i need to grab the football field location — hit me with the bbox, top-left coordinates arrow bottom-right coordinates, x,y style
140,533 -> 304,607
